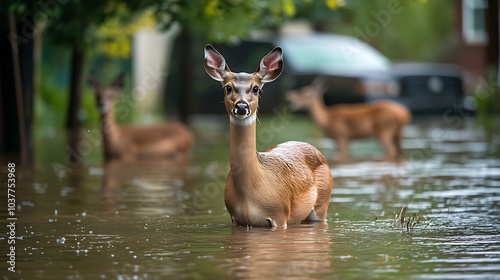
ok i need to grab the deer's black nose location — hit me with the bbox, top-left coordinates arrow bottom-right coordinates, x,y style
234,102 -> 249,116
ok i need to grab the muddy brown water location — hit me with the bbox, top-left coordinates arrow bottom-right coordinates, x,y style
1,115 -> 499,279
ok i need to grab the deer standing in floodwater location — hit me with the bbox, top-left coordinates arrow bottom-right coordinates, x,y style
204,44 -> 333,228
89,73 -> 194,162
286,78 -> 411,163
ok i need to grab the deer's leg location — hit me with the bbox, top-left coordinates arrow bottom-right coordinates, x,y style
304,163 -> 333,223
394,128 -> 404,161
336,138 -> 350,163
379,131 -> 398,161
232,217 -> 243,227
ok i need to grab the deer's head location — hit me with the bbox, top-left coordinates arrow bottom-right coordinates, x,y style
204,44 -> 283,126
286,77 -> 327,111
88,73 -> 124,114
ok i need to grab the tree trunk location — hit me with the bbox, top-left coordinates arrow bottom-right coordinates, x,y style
65,45 -> 85,130
178,30 -> 192,124
487,0 -> 499,76
0,12 -> 33,163
17,15 -> 35,162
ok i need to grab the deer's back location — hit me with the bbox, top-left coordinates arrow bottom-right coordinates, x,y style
121,122 -> 192,145
326,101 -> 409,138
262,141 -> 329,173
257,141 -> 329,193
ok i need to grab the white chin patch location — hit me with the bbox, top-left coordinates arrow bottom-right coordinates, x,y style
230,113 -> 256,126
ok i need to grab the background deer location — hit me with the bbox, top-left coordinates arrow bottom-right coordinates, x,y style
286,78 -> 411,163
204,44 -> 333,228
89,73 -> 194,162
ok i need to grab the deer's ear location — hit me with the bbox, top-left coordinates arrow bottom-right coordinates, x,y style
255,47 -> 283,84
111,73 -> 125,89
204,44 -> 231,82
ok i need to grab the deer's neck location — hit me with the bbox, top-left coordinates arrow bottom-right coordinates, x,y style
229,119 -> 262,184
100,107 -> 121,154
309,96 -> 329,128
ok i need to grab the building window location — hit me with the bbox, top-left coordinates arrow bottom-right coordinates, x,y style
462,0 -> 488,45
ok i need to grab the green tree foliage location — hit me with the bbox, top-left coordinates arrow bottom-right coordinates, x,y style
293,0 -> 345,31
331,0 -> 454,62
142,0 -> 295,43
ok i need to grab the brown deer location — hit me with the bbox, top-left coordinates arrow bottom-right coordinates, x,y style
286,78 -> 411,163
204,44 -> 333,228
89,73 -> 194,162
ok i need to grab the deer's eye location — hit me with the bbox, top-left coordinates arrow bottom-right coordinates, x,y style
252,86 -> 259,94
225,85 -> 232,94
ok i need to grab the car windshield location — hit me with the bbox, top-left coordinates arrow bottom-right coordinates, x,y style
278,34 -> 391,74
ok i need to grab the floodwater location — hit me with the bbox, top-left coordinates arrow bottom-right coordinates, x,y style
2,114 -> 500,279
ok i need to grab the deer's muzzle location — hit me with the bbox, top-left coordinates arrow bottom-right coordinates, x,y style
233,101 -> 250,117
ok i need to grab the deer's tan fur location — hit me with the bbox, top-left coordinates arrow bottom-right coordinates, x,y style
286,78 -> 411,162
89,74 -> 194,162
204,45 -> 333,228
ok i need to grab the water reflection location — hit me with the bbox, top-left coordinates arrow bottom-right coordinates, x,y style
224,224 -> 332,279
9,116 -> 500,279
100,159 -> 192,216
